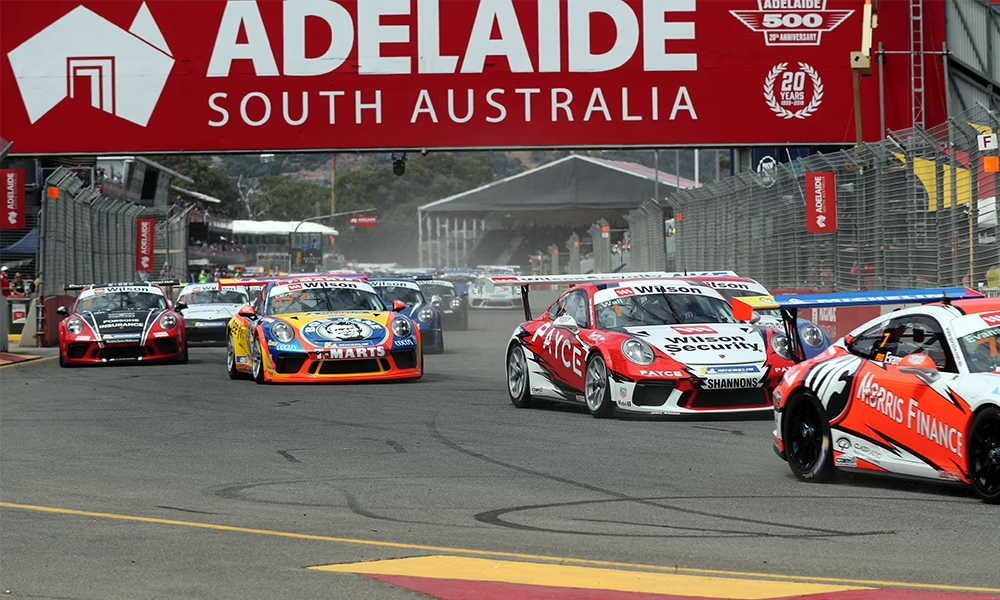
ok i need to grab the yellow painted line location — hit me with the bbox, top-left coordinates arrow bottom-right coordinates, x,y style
0,354 -> 53,368
312,556 -> 866,599
1,501 -> 998,595
8,333 -> 22,342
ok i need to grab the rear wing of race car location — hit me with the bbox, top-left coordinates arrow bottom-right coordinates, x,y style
732,287 -> 984,363
217,274 -> 367,289
65,280 -> 180,292
488,271 -> 739,321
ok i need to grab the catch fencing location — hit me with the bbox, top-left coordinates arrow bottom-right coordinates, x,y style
625,201 -> 667,273
40,167 -> 187,296
666,105 -> 1000,291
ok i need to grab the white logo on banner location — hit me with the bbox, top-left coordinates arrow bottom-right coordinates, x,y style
763,62 -> 823,119
731,0 -> 854,47
6,3 -> 173,126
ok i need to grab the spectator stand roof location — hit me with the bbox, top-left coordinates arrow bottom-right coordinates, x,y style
418,154 -> 699,215
232,220 -> 339,236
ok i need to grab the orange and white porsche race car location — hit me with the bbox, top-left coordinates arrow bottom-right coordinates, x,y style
734,288 -> 1000,503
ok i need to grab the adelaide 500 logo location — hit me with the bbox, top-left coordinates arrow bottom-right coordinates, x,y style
731,0 -> 854,46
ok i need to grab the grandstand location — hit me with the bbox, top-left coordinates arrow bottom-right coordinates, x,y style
417,154 -> 698,272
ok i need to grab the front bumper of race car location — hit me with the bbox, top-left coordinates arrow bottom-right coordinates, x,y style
438,308 -> 468,329
61,335 -> 185,364
469,296 -> 523,309
418,324 -> 444,352
607,371 -> 780,415
185,319 -> 230,343
257,347 -> 423,383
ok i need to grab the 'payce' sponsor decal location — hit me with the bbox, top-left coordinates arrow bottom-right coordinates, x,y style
531,321 -> 584,377
638,369 -> 685,378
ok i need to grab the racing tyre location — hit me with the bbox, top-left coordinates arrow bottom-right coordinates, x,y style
226,334 -> 240,380
783,393 -> 834,482
251,334 -> 268,385
507,344 -> 533,408
58,353 -> 71,368
460,313 -> 469,331
969,406 -> 1000,504
177,345 -> 189,364
584,354 -> 614,419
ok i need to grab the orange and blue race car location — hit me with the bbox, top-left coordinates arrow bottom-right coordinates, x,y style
221,275 -> 422,384
734,288 -> 1000,503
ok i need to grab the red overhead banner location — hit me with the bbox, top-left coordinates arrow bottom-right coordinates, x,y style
1,168 -> 25,229
135,218 -> 156,271
350,215 -> 378,228
805,171 -> 836,233
0,0 -> 940,154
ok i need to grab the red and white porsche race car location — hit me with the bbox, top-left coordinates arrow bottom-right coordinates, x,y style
734,288 -> 1000,503
495,272 -> 796,417
57,280 -> 187,366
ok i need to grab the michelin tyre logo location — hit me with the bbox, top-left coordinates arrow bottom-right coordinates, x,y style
7,3 -> 174,126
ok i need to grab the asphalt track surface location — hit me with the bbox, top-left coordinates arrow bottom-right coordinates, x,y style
2,302 -> 999,599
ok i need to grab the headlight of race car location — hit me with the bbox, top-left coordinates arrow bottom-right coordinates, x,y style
159,313 -> 177,330
66,317 -> 84,335
800,323 -> 825,348
418,308 -> 434,322
450,298 -> 462,308
271,321 -> 294,343
621,338 -> 655,365
392,317 -> 413,338
770,332 -> 793,360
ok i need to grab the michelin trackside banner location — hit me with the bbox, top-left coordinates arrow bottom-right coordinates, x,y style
0,0 -> 915,154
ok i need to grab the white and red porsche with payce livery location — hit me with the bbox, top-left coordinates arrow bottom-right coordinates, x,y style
496,273 -> 796,417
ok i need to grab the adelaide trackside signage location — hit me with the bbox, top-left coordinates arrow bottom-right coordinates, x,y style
135,218 -> 156,271
805,171 -> 836,233
1,168 -> 25,229
2,0 -> 868,153
350,215 -> 378,228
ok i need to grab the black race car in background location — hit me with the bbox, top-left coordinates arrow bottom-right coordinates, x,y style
419,278 -> 469,330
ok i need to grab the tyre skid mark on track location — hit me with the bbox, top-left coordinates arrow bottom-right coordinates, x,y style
426,418 -> 894,540
277,450 -> 302,463
154,505 -> 219,515
211,478 -> 489,530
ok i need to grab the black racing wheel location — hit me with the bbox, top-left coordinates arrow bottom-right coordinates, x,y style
969,406 -> 1000,504
784,392 -> 834,482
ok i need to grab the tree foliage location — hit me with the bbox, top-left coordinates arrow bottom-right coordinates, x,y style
162,151 -> 526,264
333,153 -> 499,264
151,155 -> 242,217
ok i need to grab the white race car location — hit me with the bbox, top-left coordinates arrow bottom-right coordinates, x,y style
176,282 -> 250,343
469,275 -> 523,310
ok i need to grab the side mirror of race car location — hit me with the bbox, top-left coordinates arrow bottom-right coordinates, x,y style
392,300 -> 407,312
174,301 -> 188,312
897,353 -> 940,381
238,305 -> 256,318
57,306 -> 69,317
552,315 -> 580,334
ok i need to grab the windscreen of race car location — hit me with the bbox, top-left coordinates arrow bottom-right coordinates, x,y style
77,288 -> 167,312
376,285 -> 424,305
594,291 -> 737,329
267,286 -> 386,314
958,325 -> 1000,373
177,290 -> 248,305
420,283 -> 455,297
